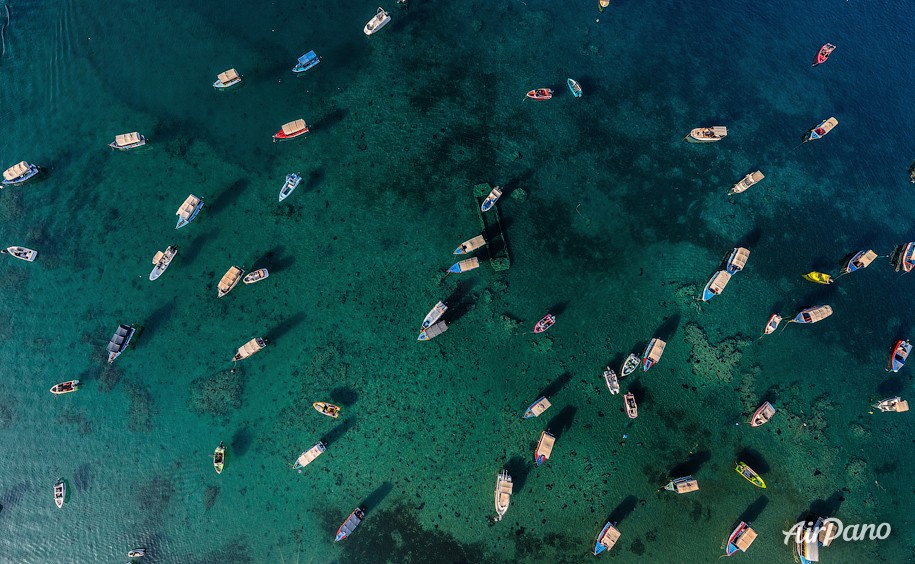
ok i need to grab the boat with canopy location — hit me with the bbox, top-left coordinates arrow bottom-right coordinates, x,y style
728,171 -> 764,195
363,7 -> 390,35
887,339 -> 911,372
50,380 -> 79,395
233,338 -> 266,362
534,431 -> 555,465
3,246 -> 38,261
790,305 -> 832,324
217,266 -> 244,298
2,161 -> 39,185
175,194 -> 204,229
701,270 -> 731,301
725,521 -> 757,556
726,247 -> 750,274
524,396 -> 551,419
796,520 -> 820,564
293,441 -> 326,469
803,271 -> 834,285
812,43 -> 836,67
213,68 -> 242,89
873,397 -> 909,413
687,126 -> 727,143
663,476 -> 699,494
417,321 -> 448,341
279,173 -> 301,201
494,470 -> 512,522
567,78 -> 582,98
750,401 -> 775,427
593,521 -> 621,555
624,392 -> 638,418
642,338 -> 666,371
533,313 -> 555,334
335,507 -> 366,541
454,234 -> 487,255
273,119 -> 309,142
109,132 -> 146,150
763,314 -> 782,335
480,185 -> 503,212
106,324 -> 135,364
447,257 -> 479,274
735,461 -> 766,488
149,246 -> 177,281
603,367 -> 620,395
526,88 -> 553,101
802,117 -> 838,143
620,353 -> 639,377
293,51 -> 320,73
843,250 -> 877,273
243,269 -> 269,285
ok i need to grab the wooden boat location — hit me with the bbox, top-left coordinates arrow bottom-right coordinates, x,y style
642,338 -> 666,371
796,520 -> 820,564
790,305 -> 833,324
106,324 -> 135,364
725,521 -> 757,556
293,441 -> 326,469
533,313 -> 555,334
887,339 -> 912,372
233,338 -> 266,361
217,266 -> 244,298
2,161 -> 39,185
664,476 -> 698,494
873,397 -> 909,413
363,7 -> 391,35
620,353 -> 640,377
843,249 -> 877,273
735,461 -> 766,488
273,119 -> 309,142
127,548 -> 146,558
728,171 -> 764,195
494,470 -> 512,522
54,478 -> 65,508
50,380 -> 79,395
420,301 -> 447,330
803,271 -> 833,285
524,396 -> 551,419
726,247 -> 750,274
149,246 -> 177,281
534,431 -> 555,465
213,68 -> 242,88
598,0 -> 610,12
313,402 -> 341,418
763,314 -> 782,335
593,521 -> 620,555
447,257 -> 480,274
417,321 -> 448,341
567,78 -> 582,98
890,242 -> 915,273
750,401 -> 775,427
3,246 -> 38,261
802,117 -> 838,143
686,126 -> 727,143
243,269 -> 269,285
603,367 -> 620,395
293,50 -> 320,73
700,270 -> 731,301
213,441 -> 225,474
279,173 -> 301,201
175,194 -> 204,229
335,507 -> 365,542
526,88 -> 553,101
454,234 -> 487,255
109,132 -> 147,150
624,392 -> 638,418
812,43 -> 836,67
480,185 -> 503,212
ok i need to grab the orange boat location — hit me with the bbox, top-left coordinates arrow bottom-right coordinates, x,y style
812,43 -> 835,67
526,88 -> 553,101
313,402 -> 341,418
273,119 -> 309,142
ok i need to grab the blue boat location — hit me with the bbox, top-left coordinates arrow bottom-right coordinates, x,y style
2,161 -> 40,185
567,78 -> 582,98
593,521 -> 620,555
176,194 -> 204,229
293,51 -> 321,73
523,396 -> 551,419
700,270 -> 731,302
843,249 -> 877,273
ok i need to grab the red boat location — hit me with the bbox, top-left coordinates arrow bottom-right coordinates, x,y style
526,88 -> 553,101
272,119 -> 309,142
533,314 -> 555,333
812,43 -> 835,67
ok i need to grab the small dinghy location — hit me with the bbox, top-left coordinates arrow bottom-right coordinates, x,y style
447,257 -> 480,274
279,173 -> 301,201
620,353 -> 640,378
293,51 -> 320,73
663,476 -> 699,494
728,171 -> 764,195
567,78 -> 582,98
686,126 -> 727,143
50,380 -> 79,395
642,338 -> 666,372
107,324 -> 135,364
593,521 -> 621,555
887,339 -> 912,372
335,507 -> 366,542
790,305 -> 833,324
735,461 -> 766,488
217,266 -> 244,298
726,247 -> 750,274
293,441 -> 326,469
534,430 -> 556,465
2,161 -> 39,185
480,185 -> 503,212
750,401 -> 775,427
243,269 -> 269,285
54,479 -> 65,508
803,271 -> 834,285
494,470 -> 512,522
812,43 -> 836,67
763,314 -> 782,335
213,442 -> 226,474
273,119 -> 309,142
127,548 -> 146,558
890,242 -> 915,273
725,521 -> 757,556
624,392 -> 638,418
843,250 -> 877,274
233,338 -> 266,362
598,0 -> 610,11
603,367 -> 620,395
454,234 -> 487,254
213,68 -> 242,89
802,117 -> 838,143
700,270 -> 731,301
109,132 -> 147,150
419,301 -> 447,331
533,313 -> 555,334
363,7 -> 391,35
873,397 -> 909,413
313,402 -> 341,418
417,321 -> 448,341
149,246 -> 177,281
523,396 -> 551,419
175,194 -> 204,229
3,246 -> 38,261
526,88 -> 553,101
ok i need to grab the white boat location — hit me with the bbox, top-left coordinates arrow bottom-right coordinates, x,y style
686,126 -> 727,143
243,269 -> 269,284
2,161 -> 39,185
494,470 -> 513,522
364,7 -> 391,35
217,266 -> 244,298
54,479 -> 65,508
874,397 -> 909,413
149,246 -> 177,281
109,132 -> 147,150
417,321 -> 448,341
620,353 -> 639,377
233,337 -> 266,361
213,68 -> 242,89
603,367 -> 620,395
175,194 -> 204,229
420,301 -> 447,330
728,171 -> 764,195
3,246 -> 38,262
279,173 -> 301,202
481,186 -> 503,212
127,548 -> 146,558
293,441 -> 326,469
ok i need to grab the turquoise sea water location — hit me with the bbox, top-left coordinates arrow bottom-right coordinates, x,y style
1,0 -> 914,562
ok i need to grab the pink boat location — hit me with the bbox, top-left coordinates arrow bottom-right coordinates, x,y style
533,314 -> 555,334
812,43 -> 835,67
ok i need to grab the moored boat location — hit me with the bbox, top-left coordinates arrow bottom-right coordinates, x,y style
293,441 -> 326,469
534,431 -> 555,465
417,321 -> 448,341
843,250 -> 877,273
213,442 -> 226,474
796,519 -> 820,564
272,119 -> 309,142
420,301 -> 447,330
175,194 -> 204,229
593,521 -> 620,555
735,461 -> 766,488
642,338 -> 666,371
127,548 -> 146,558
54,479 -> 65,508
243,269 -> 269,285
50,380 -> 79,395
2,246 -> 38,261
106,324 -> 135,364
526,88 -> 553,101
313,402 -> 341,418
910,161 -> 915,184
890,242 -> 915,273
533,313 -> 555,334
567,78 -> 582,98
726,247 -> 750,274
728,171 -> 764,195
663,476 -> 699,494
623,392 -> 638,418
335,507 -> 366,542
2,161 -> 39,185
802,271 -> 833,285
363,7 -> 391,35
620,353 -> 639,377
233,338 -> 266,362
887,339 -> 911,372
524,396 -> 551,419
686,126 -> 727,143
454,234 -> 487,254
802,117 -> 838,143
873,397 -> 909,413
598,0 -> 610,11
109,132 -> 147,150
750,401 -> 775,427
447,257 -> 480,274
292,50 -> 320,73
279,173 -> 301,201
217,266 -> 244,298
763,314 -> 782,335
213,68 -> 242,88
149,246 -> 178,281
494,470 -> 512,522
700,270 -> 731,301
812,43 -> 836,67
603,367 -> 620,395
480,185 -> 503,212
725,521 -> 757,556
790,305 -> 833,324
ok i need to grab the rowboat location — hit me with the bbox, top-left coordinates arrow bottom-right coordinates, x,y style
313,402 -> 341,418
2,161 -> 39,185
213,442 -> 225,474
175,194 -> 204,229
887,339 -> 912,372
890,242 -> 915,273
293,441 -> 326,469
292,51 -> 320,73
480,185 -> 503,212
524,396 -> 551,419
417,321 -> 448,341
812,43 -> 836,67
735,461 -> 766,488
642,338 -> 666,371
686,126 -> 727,143
420,301 -> 447,330
624,392 -> 638,418
363,7 -> 391,35
3,246 -> 38,261
725,521 -> 757,556
567,78 -> 582,98
50,380 -> 79,395
127,548 -> 146,558
233,338 -> 266,361
54,479 -> 65,508
663,476 -> 698,494
593,521 -> 620,555
106,324 -> 135,364
763,314 -> 782,335
802,117 -> 838,143
598,0 -> 610,11
494,470 -> 513,522
109,132 -> 146,150
243,269 -> 269,285
534,431 -> 555,465
790,305 -> 833,324
843,250 -> 877,273
335,507 -> 365,542
217,266 -> 244,298
454,234 -> 487,254
700,270 -> 731,301
447,257 -> 480,274
725,247 -> 750,274
603,367 -> 620,395
728,171 -> 764,195
273,119 -> 309,142
213,68 -> 242,88
149,246 -> 178,281
279,173 -> 301,201
533,313 -> 555,334
873,397 -> 909,413
526,88 -> 553,101
803,271 -> 833,285
620,354 -> 639,377
750,401 -> 775,427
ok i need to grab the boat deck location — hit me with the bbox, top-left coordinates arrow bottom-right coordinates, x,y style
473,183 -> 510,271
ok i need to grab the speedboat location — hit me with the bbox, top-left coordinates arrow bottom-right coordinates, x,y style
292,50 -> 320,73
233,338 -> 267,361
335,507 -> 366,542
213,442 -> 226,474
106,324 -> 135,364
217,266 -> 244,298
725,521 -> 757,556
663,476 -> 698,494
620,353 -> 639,377
2,161 -> 39,185
843,250 -> 877,273
272,119 -> 309,142
213,68 -> 242,89
887,339 -> 912,372
526,88 -> 553,101
593,521 -> 620,555
279,173 -> 301,201
735,461 -> 766,488
109,132 -> 147,150
149,246 -> 178,281
533,313 -> 555,334
494,470 -> 512,522
603,367 -> 620,395
363,7 -> 391,35
454,234 -> 486,254
523,396 -> 551,419
700,270 -> 731,301
54,478 -> 65,508
243,269 -> 269,285
725,247 -> 750,274
419,301 -> 447,331
417,321 -> 448,341
763,314 -> 782,335
623,392 -> 638,418
567,78 -> 582,98
750,401 -> 775,427
480,185 -> 503,212
873,397 -> 909,413
812,43 -> 836,67
3,246 -> 38,261
790,305 -> 833,324
175,194 -> 204,229
686,126 -> 727,143
802,117 -> 838,143
293,441 -> 326,469
446,257 -> 480,274
642,338 -> 666,371
50,380 -> 79,395
803,271 -> 833,285
534,431 -> 555,465
313,402 -> 341,418
890,242 -> 915,273
127,548 -> 146,558
728,171 -> 764,195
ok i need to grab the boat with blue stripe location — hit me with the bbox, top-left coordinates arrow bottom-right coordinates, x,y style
567,78 -> 582,98
593,520 -> 620,555
293,51 -> 321,73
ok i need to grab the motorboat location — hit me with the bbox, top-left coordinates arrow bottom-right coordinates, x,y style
663,476 -> 699,494
335,507 -> 366,542
293,441 -> 326,469
175,194 -> 204,229
598,0 -> 610,11
891,242 -> 915,273
447,257 -> 479,274
735,461 -> 766,488
790,305 -> 833,324
273,119 -> 309,142
494,470 -> 512,522
624,392 -> 638,418
293,50 -> 320,73
603,367 -> 620,395
279,173 -> 301,201
524,396 -> 551,419
700,270 -> 731,301
812,43 -> 836,66
726,247 -> 750,274
567,78 -> 582,98
642,338 -> 666,371
728,171 -> 764,195
533,313 -> 555,334
217,266 -> 244,298
686,126 -> 727,143
454,234 -> 487,254
106,324 -> 135,364
419,301 -> 447,331
417,321 -> 448,341
593,521 -> 620,555
750,401 -> 775,427
243,269 -> 269,285
803,271 -> 833,285
725,521 -> 757,556
233,338 -> 266,361
2,161 -> 39,185
534,431 -> 555,465
213,68 -> 242,88
873,397 -> 909,413
796,520 -> 820,564
480,185 -> 503,212
149,246 -> 177,281
213,442 -> 226,474
313,402 -> 341,418
887,339 -> 911,372
109,132 -> 147,150
763,314 -> 782,335
843,250 -> 877,273
526,88 -> 553,101
127,548 -> 146,558
620,353 -> 639,377
802,117 -> 838,143
363,7 -> 391,35
3,246 -> 38,261
54,479 -> 65,508
50,380 -> 79,395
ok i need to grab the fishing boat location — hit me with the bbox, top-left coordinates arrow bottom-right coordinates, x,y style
526,88 -> 553,101
728,171 -> 764,195
494,470 -> 512,522
313,402 -> 341,418
620,353 -> 639,377
524,396 -> 551,419
873,397 -> 909,413
272,119 -> 309,142
106,324 -> 135,364
802,117 -> 838,143
149,246 -> 177,281
213,442 -> 225,474
420,301 -> 447,330
335,507 -> 365,542
726,247 -> 750,274
533,313 -> 555,334
54,479 -> 65,508
243,269 -> 269,285
700,270 -> 731,301
843,250 -> 877,273
417,321 -> 448,341
292,50 -> 320,73
796,520 -> 820,564
791,305 -> 833,324
213,68 -> 242,88
763,314 -> 782,335
598,0 -> 610,12
175,194 -> 204,229
803,271 -> 833,285
127,549 -> 146,558
233,338 -> 266,362
663,476 -> 699,494
454,234 -> 487,254
2,161 -> 39,185
293,441 -> 326,469
217,266 -> 244,298
890,242 -> 915,273
750,401 -> 775,427
567,78 -> 582,98
642,338 -> 666,371
735,461 -> 766,488
534,431 -> 556,465
624,392 -> 638,418
725,521 -> 757,556
2,246 -> 38,261
686,126 -> 727,143
447,257 -> 480,274
593,521 -> 621,555
887,339 -> 912,372
363,7 -> 390,35
50,380 -> 79,395
279,173 -> 301,201
603,367 -> 620,395
109,132 -> 147,150
480,185 -> 503,212
812,43 -> 836,67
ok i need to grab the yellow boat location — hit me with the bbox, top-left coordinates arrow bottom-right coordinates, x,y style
802,271 -> 833,285
598,0 -> 610,11
735,461 -> 766,489
313,402 -> 341,418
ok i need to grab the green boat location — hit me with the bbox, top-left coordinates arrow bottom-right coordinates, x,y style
472,183 -> 510,271
735,461 -> 766,489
